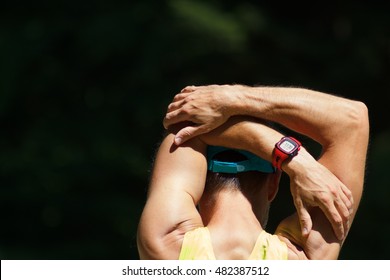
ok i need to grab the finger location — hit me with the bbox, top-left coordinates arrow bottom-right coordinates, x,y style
334,198 -> 350,238
174,125 -> 208,145
167,98 -> 186,113
163,110 -> 192,129
180,85 -> 197,93
335,183 -> 353,219
293,197 -> 312,236
341,183 -> 353,202
299,206 -> 313,237
341,184 -> 354,214
319,202 -> 344,240
335,197 -> 350,222
338,189 -> 353,217
334,194 -> 352,236
172,91 -> 192,102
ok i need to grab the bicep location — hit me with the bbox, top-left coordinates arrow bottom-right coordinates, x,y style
137,133 -> 207,259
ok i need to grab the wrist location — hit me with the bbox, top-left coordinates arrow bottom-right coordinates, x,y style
272,136 -> 302,171
282,147 -> 314,176
224,84 -> 250,117
233,85 -> 272,118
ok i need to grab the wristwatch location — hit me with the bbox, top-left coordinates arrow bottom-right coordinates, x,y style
272,136 -> 301,170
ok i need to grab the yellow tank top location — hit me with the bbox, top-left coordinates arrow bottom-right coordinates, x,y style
179,227 -> 288,260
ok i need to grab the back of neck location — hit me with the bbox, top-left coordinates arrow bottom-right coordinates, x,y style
200,190 -> 262,231
199,190 -> 263,259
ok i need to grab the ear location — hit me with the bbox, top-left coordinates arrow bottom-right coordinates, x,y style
267,170 -> 281,202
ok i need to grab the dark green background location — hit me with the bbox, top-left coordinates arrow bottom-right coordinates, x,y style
1,1 -> 389,259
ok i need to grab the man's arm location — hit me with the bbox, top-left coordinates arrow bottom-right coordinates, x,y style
137,132 -> 207,259
229,86 -> 368,220
164,85 -> 368,217
164,85 -> 369,258
199,116 -> 355,258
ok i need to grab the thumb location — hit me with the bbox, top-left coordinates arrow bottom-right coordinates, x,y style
174,126 -> 204,145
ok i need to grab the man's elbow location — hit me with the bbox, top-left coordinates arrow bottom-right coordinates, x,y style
345,100 -> 370,136
136,217 -> 163,259
354,100 -> 369,121
136,226 -> 152,259
136,227 -> 166,260
137,221 -> 186,260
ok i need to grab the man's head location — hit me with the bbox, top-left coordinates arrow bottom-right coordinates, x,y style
201,146 -> 281,227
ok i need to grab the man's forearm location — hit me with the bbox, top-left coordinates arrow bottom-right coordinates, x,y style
200,116 -> 286,162
164,85 -> 365,148
232,86 -> 365,146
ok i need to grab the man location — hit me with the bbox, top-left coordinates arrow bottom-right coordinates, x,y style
137,85 -> 369,259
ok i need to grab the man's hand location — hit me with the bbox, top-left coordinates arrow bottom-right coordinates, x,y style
163,85 -> 239,145
284,150 -> 354,241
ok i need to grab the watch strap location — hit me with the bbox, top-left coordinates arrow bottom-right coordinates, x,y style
272,148 -> 289,170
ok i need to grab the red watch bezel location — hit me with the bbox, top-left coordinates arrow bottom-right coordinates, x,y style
272,136 -> 301,170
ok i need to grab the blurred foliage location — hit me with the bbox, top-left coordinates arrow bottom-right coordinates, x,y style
0,0 -> 389,259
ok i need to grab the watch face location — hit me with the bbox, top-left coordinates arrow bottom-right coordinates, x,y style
279,139 -> 298,153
